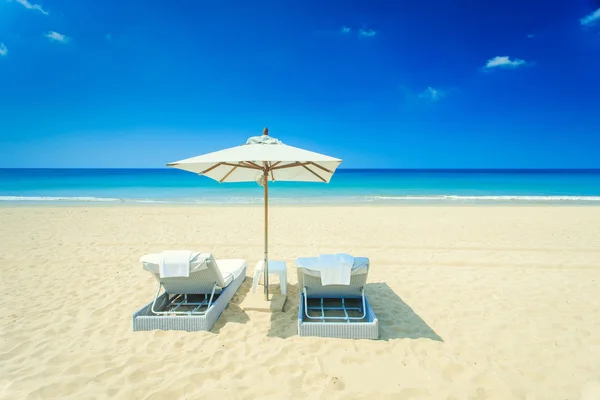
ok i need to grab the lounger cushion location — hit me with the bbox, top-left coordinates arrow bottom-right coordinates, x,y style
215,259 -> 246,286
295,256 -> 369,277
141,253 -> 246,288
141,252 -> 207,274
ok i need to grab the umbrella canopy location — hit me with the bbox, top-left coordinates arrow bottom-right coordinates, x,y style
167,130 -> 341,183
167,128 -> 342,299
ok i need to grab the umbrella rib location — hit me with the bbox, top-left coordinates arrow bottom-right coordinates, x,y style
220,165 -> 238,182
198,161 -> 329,176
269,163 -> 275,182
301,164 -> 327,182
223,162 -> 261,170
243,161 -> 263,169
200,162 -> 224,175
307,161 -> 334,174
271,161 -> 305,170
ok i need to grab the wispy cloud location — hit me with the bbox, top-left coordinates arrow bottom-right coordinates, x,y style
45,31 -> 69,43
341,26 -> 351,34
12,0 -> 48,15
580,8 -> 600,26
0,43 -> 7,56
484,56 -> 527,69
527,33 -> 535,38
419,87 -> 445,102
358,29 -> 376,37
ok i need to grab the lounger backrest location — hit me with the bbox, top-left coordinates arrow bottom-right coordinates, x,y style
152,253 -> 227,295
296,257 -> 370,298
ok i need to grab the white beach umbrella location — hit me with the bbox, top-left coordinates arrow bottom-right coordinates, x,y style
167,128 -> 342,299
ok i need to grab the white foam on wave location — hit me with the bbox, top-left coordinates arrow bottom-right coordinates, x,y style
131,198 -> 262,204
0,196 -> 264,204
0,196 -> 122,202
366,195 -> 600,202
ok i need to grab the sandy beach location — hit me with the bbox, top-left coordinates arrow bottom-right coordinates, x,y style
1,205 -> 600,399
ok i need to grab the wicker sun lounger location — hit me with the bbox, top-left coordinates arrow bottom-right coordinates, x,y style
295,256 -> 378,339
132,252 -> 246,332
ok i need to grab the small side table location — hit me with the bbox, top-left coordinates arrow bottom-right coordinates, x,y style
252,260 -> 287,295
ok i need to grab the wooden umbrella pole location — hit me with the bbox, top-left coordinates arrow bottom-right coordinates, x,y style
263,168 -> 269,300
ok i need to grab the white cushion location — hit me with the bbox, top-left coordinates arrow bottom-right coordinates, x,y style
295,256 -> 369,277
141,253 -> 246,287
216,259 -> 247,286
141,252 -> 207,274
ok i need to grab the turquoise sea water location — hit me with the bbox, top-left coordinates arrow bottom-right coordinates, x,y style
1,169 -> 600,205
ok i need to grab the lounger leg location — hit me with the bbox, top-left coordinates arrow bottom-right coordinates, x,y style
360,288 -> 367,319
303,287 -> 311,320
151,283 -> 164,315
206,283 -> 218,310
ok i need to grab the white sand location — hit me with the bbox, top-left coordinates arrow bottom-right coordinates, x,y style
1,205 -> 600,399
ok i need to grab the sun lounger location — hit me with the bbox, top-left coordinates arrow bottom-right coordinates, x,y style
132,252 -> 246,332
296,255 -> 370,320
295,255 -> 378,339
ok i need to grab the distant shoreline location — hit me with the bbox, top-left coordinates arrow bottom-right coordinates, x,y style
2,201 -> 600,208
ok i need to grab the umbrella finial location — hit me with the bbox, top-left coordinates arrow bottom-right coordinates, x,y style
263,127 -> 269,136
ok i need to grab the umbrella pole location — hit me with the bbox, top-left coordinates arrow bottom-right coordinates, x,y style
263,169 -> 269,300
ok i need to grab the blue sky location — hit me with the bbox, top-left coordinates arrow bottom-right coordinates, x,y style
1,0 -> 599,168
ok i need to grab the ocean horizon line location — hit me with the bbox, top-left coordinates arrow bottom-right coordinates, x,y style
2,167 -> 600,172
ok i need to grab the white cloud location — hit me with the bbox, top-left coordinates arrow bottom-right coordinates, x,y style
580,8 -> 600,26
45,31 -> 69,43
0,43 -> 7,56
358,29 -> 376,37
12,0 -> 48,15
419,87 -> 445,101
484,56 -> 527,69
341,26 -> 351,34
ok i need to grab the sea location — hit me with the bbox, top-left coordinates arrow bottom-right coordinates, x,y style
1,169 -> 600,205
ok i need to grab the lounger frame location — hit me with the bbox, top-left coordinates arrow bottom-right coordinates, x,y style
302,287 -> 367,321
150,283 -> 219,316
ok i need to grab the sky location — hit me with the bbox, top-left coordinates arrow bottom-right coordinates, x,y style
1,0 -> 600,169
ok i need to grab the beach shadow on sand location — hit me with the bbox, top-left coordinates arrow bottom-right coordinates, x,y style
211,276 -> 253,333
367,282 -> 443,341
266,282 -> 302,339
266,282 -> 443,341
